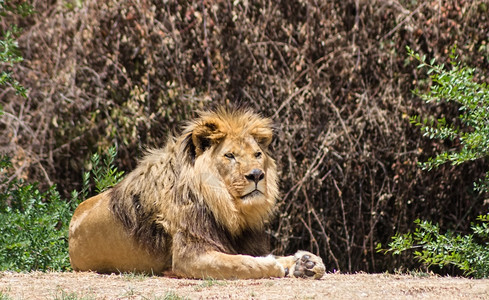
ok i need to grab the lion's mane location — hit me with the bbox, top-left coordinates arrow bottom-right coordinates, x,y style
109,108 -> 279,257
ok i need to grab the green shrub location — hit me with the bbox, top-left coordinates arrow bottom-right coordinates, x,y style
0,156 -> 72,271
87,146 -> 124,194
0,148 -> 123,272
380,47 -> 489,278
385,218 -> 489,278
408,46 -> 489,193
0,1 -> 32,98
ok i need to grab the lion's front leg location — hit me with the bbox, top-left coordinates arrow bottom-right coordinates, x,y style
172,250 -> 286,279
276,251 -> 325,279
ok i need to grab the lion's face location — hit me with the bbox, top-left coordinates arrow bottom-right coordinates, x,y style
195,134 -> 276,207
214,135 -> 269,202
188,109 -> 279,233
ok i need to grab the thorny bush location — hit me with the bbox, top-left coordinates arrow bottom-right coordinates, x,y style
1,0 -> 489,273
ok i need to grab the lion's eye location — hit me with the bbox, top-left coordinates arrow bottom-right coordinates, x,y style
224,152 -> 235,159
255,151 -> 262,158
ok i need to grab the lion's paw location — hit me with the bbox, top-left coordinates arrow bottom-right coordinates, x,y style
287,251 -> 325,280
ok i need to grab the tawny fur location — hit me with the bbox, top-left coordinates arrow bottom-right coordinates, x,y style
69,108 -> 325,279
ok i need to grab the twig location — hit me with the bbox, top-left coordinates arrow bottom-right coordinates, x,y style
201,0 -> 212,92
324,96 -> 354,147
281,131 -> 329,205
271,84 -> 311,126
310,207 -> 340,271
299,216 -> 320,254
333,177 -> 352,272
380,2 -> 427,41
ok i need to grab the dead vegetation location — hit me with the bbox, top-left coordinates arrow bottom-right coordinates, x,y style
1,0 -> 489,273
1,271 -> 489,299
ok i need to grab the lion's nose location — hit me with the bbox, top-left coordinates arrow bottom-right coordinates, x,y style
245,168 -> 265,184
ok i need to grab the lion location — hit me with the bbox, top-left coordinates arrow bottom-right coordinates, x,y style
68,107 -> 325,279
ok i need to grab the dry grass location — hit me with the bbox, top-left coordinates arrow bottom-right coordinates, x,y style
1,271 -> 489,299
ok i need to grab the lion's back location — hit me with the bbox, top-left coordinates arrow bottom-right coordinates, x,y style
68,191 -> 170,273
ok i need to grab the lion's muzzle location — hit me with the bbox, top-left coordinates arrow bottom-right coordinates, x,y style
245,168 -> 265,184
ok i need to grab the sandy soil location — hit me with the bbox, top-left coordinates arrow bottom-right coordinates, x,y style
1,271 -> 488,299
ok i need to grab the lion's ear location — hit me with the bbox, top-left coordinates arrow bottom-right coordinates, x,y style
251,127 -> 273,148
192,121 -> 226,156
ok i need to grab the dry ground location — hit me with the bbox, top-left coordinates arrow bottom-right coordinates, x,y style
1,272 -> 489,299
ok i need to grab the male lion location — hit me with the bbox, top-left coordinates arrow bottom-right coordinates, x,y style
69,108 -> 325,279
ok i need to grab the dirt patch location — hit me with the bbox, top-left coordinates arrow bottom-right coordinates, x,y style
1,272 -> 488,299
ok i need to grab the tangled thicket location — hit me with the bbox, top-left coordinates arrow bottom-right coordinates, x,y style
1,0 -> 488,273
